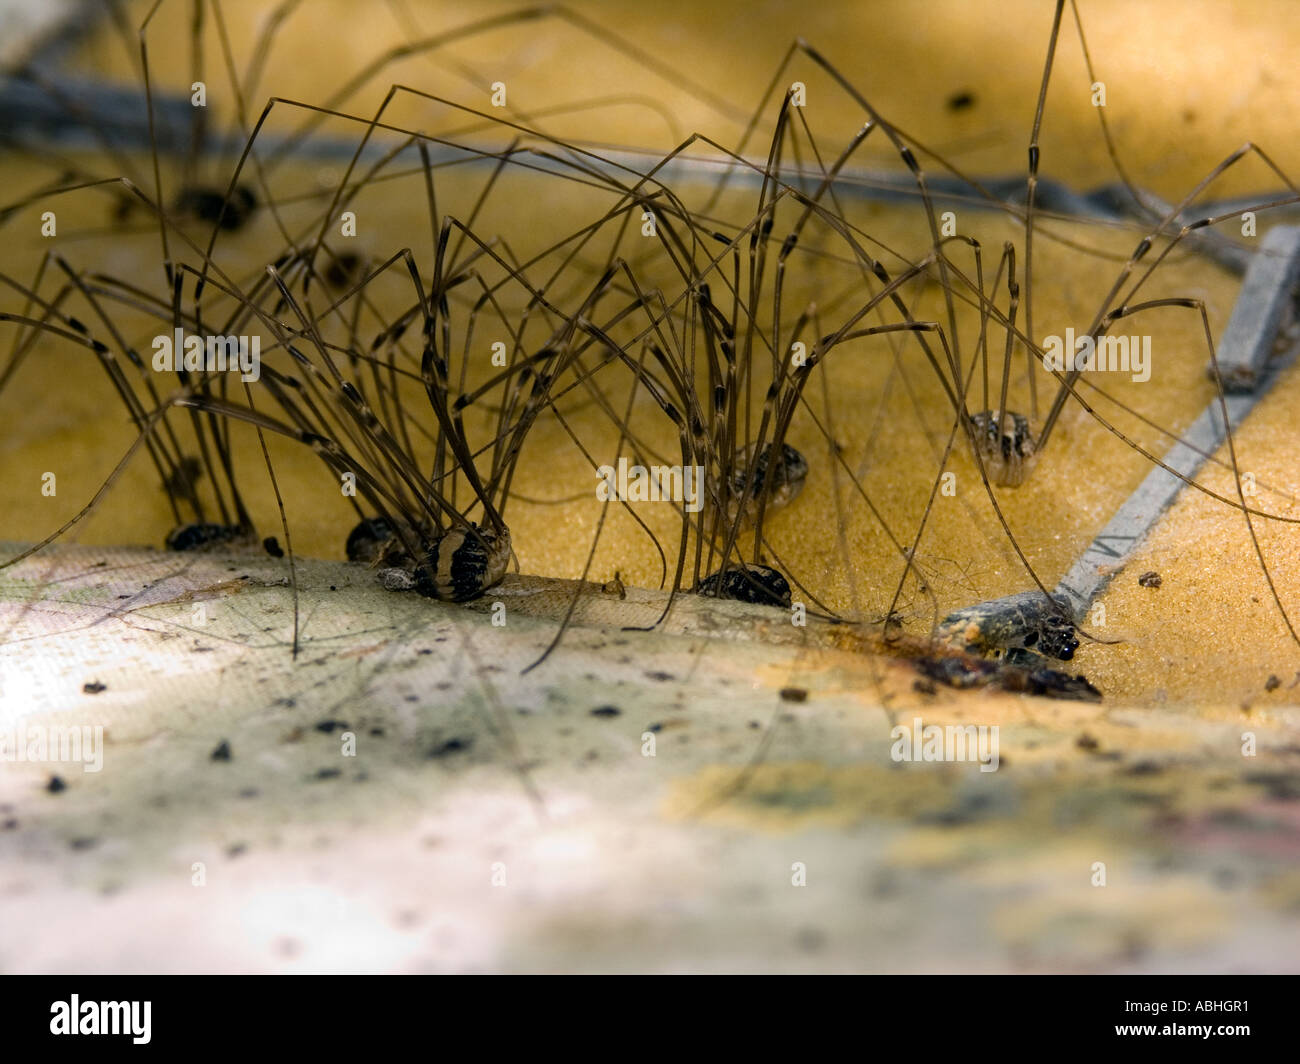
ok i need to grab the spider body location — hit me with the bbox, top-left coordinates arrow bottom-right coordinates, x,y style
696,564 -> 792,608
413,524 -> 512,603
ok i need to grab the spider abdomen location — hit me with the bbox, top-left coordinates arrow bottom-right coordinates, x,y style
413,524 -> 511,603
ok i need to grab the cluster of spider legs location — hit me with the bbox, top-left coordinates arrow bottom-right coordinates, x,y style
3,0 -> 1299,690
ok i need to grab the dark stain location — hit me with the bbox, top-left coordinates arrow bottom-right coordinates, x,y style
428,737 -> 473,758
1243,771 -> 1300,801
751,785 -> 833,811
918,791 -> 1002,827
946,90 -> 976,112
1213,866 -> 1238,889
1115,789 -> 1170,806
323,251 -> 363,288
210,740 -> 232,762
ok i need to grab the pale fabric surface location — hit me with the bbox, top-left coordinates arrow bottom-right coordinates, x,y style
2,544 -> 1298,972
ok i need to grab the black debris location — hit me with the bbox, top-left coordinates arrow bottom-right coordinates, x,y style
428,737 -> 473,758
915,654 -> 1000,689
1018,667 -> 1103,702
915,653 -> 1102,702
166,523 -> 244,552
1243,771 -> 1300,801
323,251 -> 363,289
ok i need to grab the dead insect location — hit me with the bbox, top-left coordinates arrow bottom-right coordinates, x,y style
937,590 -> 1078,662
